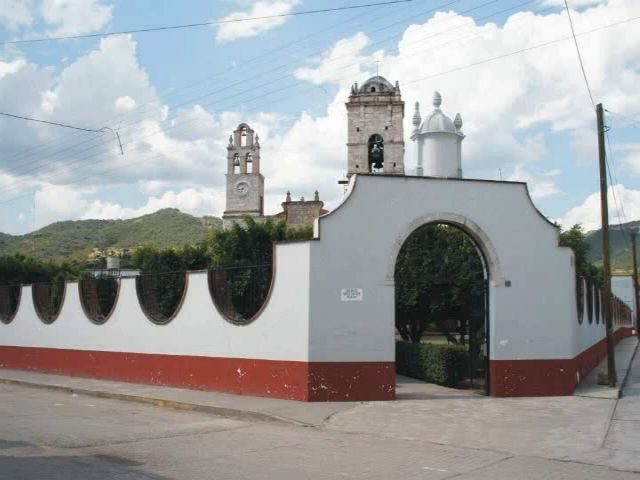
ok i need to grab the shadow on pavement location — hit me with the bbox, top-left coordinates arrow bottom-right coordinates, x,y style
0,453 -> 169,480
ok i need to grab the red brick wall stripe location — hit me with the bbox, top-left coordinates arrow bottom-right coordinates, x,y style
0,346 -> 394,402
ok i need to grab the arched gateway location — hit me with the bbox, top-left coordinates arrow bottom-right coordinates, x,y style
310,173 -> 576,399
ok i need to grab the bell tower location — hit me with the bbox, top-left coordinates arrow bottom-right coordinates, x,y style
346,75 -> 405,177
222,123 -> 264,228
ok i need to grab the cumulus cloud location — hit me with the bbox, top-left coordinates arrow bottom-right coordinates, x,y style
0,0 -> 34,30
557,184 -> 640,231
40,0 -> 112,37
215,0 -> 299,43
83,188 -> 225,220
290,1 -> 640,195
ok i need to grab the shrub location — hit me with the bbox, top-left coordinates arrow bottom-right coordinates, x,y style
396,341 -> 469,387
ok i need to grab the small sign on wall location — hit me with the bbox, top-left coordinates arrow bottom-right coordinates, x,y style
341,288 -> 363,302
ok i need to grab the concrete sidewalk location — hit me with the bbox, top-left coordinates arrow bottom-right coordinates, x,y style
0,369 -> 355,427
574,336 -> 639,399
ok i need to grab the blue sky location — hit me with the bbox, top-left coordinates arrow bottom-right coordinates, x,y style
0,0 -> 639,234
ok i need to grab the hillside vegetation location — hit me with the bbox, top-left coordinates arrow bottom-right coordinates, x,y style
585,221 -> 640,275
0,209 -> 222,263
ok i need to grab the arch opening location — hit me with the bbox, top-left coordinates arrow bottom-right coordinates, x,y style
394,222 -> 490,394
136,272 -> 187,325
368,134 -> 384,174
208,264 -> 273,325
79,276 -> 120,324
0,284 -> 21,324
33,280 -> 66,324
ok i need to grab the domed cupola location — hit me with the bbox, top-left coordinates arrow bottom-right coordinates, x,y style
355,75 -> 399,95
410,92 -> 464,178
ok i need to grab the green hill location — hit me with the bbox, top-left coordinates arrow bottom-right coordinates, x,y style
0,209 -> 222,263
585,221 -> 640,275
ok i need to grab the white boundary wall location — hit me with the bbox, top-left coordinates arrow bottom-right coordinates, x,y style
0,242 -> 311,361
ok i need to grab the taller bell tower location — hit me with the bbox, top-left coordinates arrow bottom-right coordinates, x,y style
346,75 -> 405,177
222,123 -> 264,228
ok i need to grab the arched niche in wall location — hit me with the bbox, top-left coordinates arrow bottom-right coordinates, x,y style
136,272 -> 188,325
586,280 -> 593,325
32,281 -> 66,324
576,276 -> 584,325
0,284 -> 21,324
208,264 -> 273,325
79,276 -> 120,325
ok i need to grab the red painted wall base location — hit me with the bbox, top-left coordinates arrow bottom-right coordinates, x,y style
490,327 -> 636,396
0,346 -> 395,402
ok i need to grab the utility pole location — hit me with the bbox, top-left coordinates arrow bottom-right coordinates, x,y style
597,103 -> 617,388
631,227 -> 640,340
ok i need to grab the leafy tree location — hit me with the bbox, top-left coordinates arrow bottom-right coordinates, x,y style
394,224 -> 485,343
558,223 -> 602,285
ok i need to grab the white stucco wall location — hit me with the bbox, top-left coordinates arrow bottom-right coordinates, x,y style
0,242 -> 311,361
309,175 -> 577,362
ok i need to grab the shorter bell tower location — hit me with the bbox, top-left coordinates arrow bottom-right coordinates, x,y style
222,123 -> 265,228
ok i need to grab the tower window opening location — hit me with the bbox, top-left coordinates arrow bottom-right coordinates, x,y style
240,127 -> 248,147
368,134 -> 384,174
246,153 -> 253,173
356,127 -> 360,132
370,87 -> 376,93
233,153 -> 240,174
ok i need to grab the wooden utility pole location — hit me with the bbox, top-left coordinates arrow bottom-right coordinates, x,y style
631,228 -> 640,340
597,103 -> 617,388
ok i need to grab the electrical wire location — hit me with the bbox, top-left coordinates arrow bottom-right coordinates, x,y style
0,112 -> 112,133
563,0 -> 595,110
1,0 -> 458,173
0,0 -> 555,192
1,0 -> 419,45
0,0 -> 517,180
3,9 -> 637,209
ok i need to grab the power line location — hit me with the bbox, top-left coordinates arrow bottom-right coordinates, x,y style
1,0 -> 419,45
0,0 -> 508,179
1,8 -> 638,205
0,111 -> 124,154
0,111 -> 109,133
563,0 -> 595,109
0,0 -> 456,174
0,0 -> 550,192
605,109 -> 640,128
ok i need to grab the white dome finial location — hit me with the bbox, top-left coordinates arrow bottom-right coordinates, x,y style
412,102 -> 421,128
433,91 -> 442,108
454,113 -> 463,130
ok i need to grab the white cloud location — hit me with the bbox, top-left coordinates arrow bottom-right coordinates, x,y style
295,33 -> 369,86
84,188 -> 224,220
114,95 -> 136,113
558,184 -> 640,230
215,0 -> 299,43
0,0 -> 34,30
540,0 -> 606,7
0,59 -> 26,78
40,0 -> 112,37
616,143 -> 640,175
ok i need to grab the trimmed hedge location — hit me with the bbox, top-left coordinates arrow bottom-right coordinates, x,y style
396,341 -> 469,387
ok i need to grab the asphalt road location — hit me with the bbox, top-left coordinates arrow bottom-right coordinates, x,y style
1,383 -> 639,479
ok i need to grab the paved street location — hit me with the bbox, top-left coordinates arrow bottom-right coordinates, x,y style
3,354 -> 640,480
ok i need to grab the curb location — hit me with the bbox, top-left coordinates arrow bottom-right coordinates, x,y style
0,377 -> 309,427
618,339 -> 640,398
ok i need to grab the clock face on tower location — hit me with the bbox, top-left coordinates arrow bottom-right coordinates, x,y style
235,181 -> 250,196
